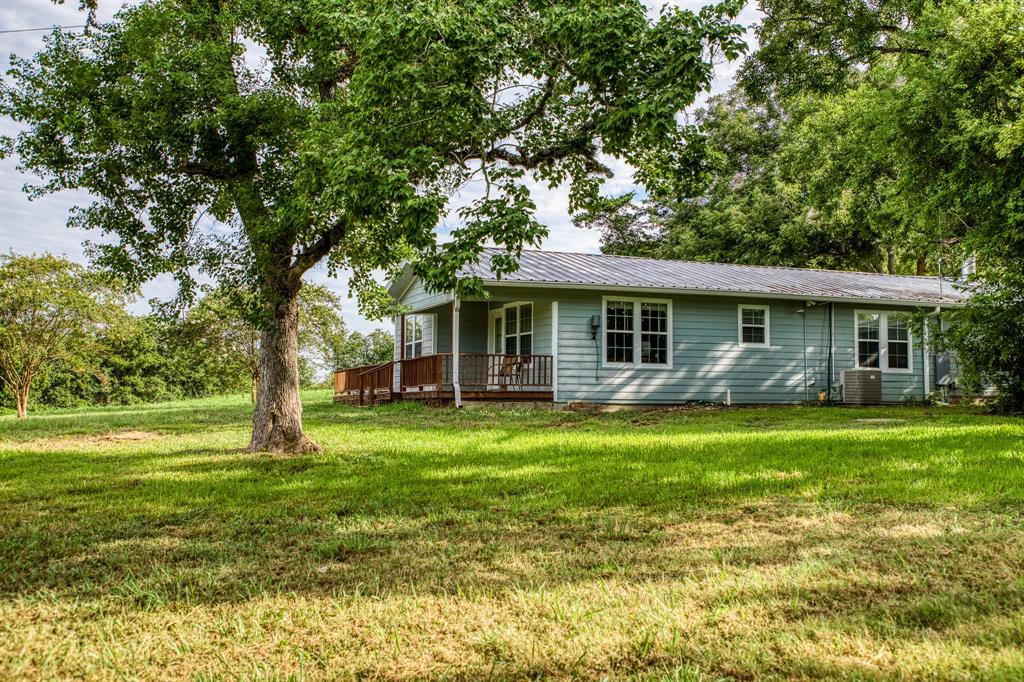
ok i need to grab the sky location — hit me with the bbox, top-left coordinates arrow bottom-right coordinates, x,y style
0,0 -> 762,333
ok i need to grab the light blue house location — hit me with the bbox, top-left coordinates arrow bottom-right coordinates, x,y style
335,249 -> 967,406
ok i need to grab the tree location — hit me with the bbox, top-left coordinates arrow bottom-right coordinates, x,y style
186,283 -> 346,402
333,328 -> 395,371
0,253 -> 128,418
2,0 -> 746,452
742,0 -> 1024,408
576,88 -> 915,272
740,0 -> 933,101
937,274 -> 1024,413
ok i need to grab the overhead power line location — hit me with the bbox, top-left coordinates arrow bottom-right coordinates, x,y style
0,25 -> 86,35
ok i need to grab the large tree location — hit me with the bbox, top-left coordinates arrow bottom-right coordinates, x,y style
0,253 -> 128,418
575,87 -> 911,273
2,0 -> 745,452
185,283 -> 348,402
744,0 -> 1024,408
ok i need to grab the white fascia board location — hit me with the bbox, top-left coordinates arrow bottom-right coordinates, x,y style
479,279 -> 966,309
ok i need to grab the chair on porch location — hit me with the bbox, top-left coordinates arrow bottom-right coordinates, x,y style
496,354 -> 523,389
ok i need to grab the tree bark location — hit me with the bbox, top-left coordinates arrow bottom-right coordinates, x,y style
247,293 -> 321,454
250,376 -> 257,404
14,382 -> 28,419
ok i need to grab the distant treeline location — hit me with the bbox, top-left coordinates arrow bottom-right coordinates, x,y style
0,253 -> 393,413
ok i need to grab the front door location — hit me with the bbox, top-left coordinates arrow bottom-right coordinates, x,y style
489,309 -> 504,355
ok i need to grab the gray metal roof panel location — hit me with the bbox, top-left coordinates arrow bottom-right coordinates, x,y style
459,248 -> 968,305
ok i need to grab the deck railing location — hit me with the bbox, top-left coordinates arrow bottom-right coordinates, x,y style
333,362 -> 395,405
336,353 -> 554,403
400,353 -> 553,392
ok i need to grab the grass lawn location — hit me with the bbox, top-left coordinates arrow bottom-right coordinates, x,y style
1,393 -> 1023,680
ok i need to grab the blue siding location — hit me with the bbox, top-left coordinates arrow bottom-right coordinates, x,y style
459,301 -> 490,353
395,275 -> 931,404
401,278 -> 452,312
550,290 -> 928,405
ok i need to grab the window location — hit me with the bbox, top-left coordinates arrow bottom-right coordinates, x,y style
501,303 -> 533,355
738,305 -> 770,346
603,298 -> 672,367
606,300 -> 634,363
856,312 -> 881,368
641,302 -> 669,364
887,314 -> 910,370
403,314 -> 433,358
856,311 -> 913,372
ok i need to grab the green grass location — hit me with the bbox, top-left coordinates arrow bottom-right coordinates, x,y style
1,393 -> 1023,680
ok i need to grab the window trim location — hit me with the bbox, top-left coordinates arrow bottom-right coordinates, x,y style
601,296 -> 673,369
737,304 -> 771,348
855,309 -> 913,374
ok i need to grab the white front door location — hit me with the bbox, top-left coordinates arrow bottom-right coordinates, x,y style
489,309 -> 504,355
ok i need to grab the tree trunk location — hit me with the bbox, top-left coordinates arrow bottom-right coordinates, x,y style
916,256 -> 927,276
250,377 -> 257,404
14,382 -> 28,419
248,293 -> 321,454
886,246 -> 896,275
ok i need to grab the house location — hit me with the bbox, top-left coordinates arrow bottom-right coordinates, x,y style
334,248 -> 968,406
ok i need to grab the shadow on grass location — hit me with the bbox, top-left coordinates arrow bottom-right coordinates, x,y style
3,414 -> 1024,615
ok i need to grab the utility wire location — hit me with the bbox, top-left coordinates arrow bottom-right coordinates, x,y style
0,25 -> 86,34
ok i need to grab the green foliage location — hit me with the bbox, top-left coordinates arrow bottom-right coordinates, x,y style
0,252 -> 131,415
334,329 -> 395,371
1,0 -> 746,317
576,88 -> 926,273
746,0 -> 1024,409
740,0 -> 931,101
938,274 -> 1024,413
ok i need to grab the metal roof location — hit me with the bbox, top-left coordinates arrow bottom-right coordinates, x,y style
453,248 -> 968,306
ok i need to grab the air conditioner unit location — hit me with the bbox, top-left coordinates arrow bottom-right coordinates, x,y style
841,369 -> 882,405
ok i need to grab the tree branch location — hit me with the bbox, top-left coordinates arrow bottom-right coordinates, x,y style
289,218 -> 348,284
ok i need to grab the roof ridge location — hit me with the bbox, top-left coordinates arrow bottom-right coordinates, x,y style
482,246 -> 956,282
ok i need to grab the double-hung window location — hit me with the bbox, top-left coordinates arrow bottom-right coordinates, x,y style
738,305 -> 770,346
856,311 -> 912,371
503,303 -> 533,356
603,298 -> 671,367
403,314 -> 432,358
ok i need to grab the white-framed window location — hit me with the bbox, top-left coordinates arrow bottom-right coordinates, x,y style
492,302 -> 533,355
602,297 -> 672,368
403,314 -> 434,358
737,304 -> 770,347
856,310 -> 912,372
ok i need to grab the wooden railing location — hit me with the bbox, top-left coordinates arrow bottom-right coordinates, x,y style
401,353 -> 553,391
357,362 -> 395,406
333,362 -> 394,405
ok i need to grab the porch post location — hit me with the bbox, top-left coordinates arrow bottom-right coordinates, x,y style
551,300 -> 558,402
452,297 -> 463,407
397,313 -> 406,394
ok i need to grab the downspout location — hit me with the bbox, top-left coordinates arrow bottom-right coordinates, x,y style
923,305 -> 940,398
828,302 -> 835,404
452,297 -> 462,408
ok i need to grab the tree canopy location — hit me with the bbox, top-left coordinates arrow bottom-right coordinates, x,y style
2,0 -> 746,450
0,252 -> 129,417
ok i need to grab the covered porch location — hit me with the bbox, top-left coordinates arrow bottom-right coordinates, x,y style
334,298 -> 554,405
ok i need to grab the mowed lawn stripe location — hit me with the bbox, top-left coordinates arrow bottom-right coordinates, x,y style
1,393 -> 1023,680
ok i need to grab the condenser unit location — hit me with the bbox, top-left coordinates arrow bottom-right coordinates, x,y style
841,369 -> 882,405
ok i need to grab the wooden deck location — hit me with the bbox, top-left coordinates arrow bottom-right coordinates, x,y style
334,353 -> 554,406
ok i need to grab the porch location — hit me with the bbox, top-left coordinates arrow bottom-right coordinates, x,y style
333,298 -> 554,406
333,352 -> 554,405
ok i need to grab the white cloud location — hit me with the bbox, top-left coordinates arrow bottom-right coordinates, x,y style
0,1 -> 761,334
